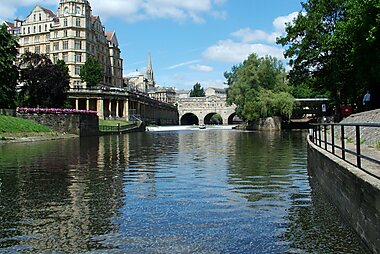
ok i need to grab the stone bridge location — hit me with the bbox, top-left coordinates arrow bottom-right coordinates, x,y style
177,96 -> 237,125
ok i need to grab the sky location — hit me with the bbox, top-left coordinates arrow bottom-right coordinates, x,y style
0,0 -> 304,90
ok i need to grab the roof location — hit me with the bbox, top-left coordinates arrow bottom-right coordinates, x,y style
5,21 -> 14,29
105,31 -> 114,41
41,6 -> 56,17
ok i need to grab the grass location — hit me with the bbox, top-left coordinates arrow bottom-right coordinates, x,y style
0,115 -> 52,137
99,119 -> 132,126
376,141 -> 380,151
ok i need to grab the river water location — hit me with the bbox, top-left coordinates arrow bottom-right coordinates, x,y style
0,129 -> 371,253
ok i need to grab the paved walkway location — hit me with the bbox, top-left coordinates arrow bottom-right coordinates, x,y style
312,128 -> 380,179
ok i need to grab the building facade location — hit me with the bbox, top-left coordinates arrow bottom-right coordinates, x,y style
6,0 -> 123,89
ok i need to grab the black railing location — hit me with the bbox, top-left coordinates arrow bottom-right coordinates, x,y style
309,123 -> 380,180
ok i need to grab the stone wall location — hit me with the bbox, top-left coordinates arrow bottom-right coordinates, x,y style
17,113 -> 99,137
0,109 -> 16,116
247,116 -> 282,131
307,137 -> 380,254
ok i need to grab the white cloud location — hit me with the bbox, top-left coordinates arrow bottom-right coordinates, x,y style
190,64 -> 214,72
166,60 -> 201,70
0,0 -> 227,23
202,12 -> 300,64
203,40 -> 284,63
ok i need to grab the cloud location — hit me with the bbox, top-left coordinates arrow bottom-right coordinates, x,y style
203,40 -> 284,63
190,64 -> 214,72
90,0 -> 226,23
203,12 -> 300,64
166,60 -> 201,70
1,0 -> 227,23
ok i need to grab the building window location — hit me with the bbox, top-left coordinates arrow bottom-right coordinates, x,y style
33,14 -> 36,21
35,46 -> 40,54
53,42 -> 59,51
53,53 -> 58,63
64,30 -> 68,37
33,26 -> 36,33
35,35 -> 40,42
64,7 -> 69,15
63,52 -> 68,63
76,18 -> 81,27
45,24 -> 47,31
63,40 -> 68,50
54,31 -> 58,38
76,30 -> 80,37
63,18 -> 67,27
24,37 -> 29,44
39,13 -> 42,21
46,45 -> 50,53
38,25 -> 41,32
74,40 -> 81,50
76,7 -> 81,14
23,28 -> 25,34
75,66 -> 81,75
28,27 -> 30,34
75,53 -> 82,62
46,33 -> 50,40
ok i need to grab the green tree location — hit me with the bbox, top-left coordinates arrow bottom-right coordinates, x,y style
210,114 -> 222,124
80,57 -> 103,88
0,23 -> 19,108
19,52 -> 70,108
277,0 -> 380,108
190,82 -> 205,97
225,53 -> 296,121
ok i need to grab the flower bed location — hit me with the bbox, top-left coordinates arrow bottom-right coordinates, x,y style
16,107 -> 97,115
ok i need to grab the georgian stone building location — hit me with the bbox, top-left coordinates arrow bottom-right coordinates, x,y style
5,0 -> 123,89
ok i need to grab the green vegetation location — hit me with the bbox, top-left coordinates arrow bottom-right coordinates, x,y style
277,0 -> 380,108
99,119 -> 131,126
225,53 -> 296,122
18,53 -> 70,108
80,57 -> 103,87
190,82 -> 206,97
0,115 -> 51,135
0,23 -> 19,108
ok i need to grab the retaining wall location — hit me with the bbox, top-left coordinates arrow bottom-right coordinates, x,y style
17,112 -> 99,137
307,137 -> 380,254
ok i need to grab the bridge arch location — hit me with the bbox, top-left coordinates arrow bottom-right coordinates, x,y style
204,112 -> 223,125
180,113 -> 199,125
228,113 -> 243,125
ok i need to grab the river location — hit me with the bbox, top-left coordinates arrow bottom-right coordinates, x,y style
0,129 -> 370,253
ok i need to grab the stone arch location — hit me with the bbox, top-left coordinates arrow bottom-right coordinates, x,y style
228,113 -> 243,125
204,112 -> 223,125
180,113 -> 199,125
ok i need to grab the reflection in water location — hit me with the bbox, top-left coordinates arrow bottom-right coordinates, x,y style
0,130 -> 370,253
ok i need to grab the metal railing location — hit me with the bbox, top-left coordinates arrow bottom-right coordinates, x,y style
99,123 -> 137,133
309,123 -> 380,180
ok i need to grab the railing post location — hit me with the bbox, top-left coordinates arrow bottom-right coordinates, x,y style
331,125 -> 335,155
324,125 -> 327,150
341,125 -> 345,160
318,125 -> 322,147
356,125 -> 361,168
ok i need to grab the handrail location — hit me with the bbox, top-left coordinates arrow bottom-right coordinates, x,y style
309,123 -> 380,180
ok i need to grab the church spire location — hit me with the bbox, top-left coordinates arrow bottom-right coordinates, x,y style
146,52 -> 154,82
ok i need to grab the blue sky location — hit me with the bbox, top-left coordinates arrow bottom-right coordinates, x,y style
0,0 -> 303,90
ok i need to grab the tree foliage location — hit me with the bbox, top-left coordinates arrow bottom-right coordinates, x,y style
225,53 -> 296,122
0,24 -> 19,108
80,57 -> 103,87
277,0 -> 380,107
190,82 -> 205,97
19,52 -> 70,108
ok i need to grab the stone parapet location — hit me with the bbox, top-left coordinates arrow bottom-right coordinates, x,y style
307,136 -> 380,254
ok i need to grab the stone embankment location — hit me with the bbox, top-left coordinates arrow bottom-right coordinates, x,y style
339,109 -> 380,147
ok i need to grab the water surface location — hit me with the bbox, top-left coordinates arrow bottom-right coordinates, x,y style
0,130 -> 370,253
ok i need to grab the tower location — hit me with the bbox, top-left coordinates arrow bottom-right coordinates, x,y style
146,52 -> 155,89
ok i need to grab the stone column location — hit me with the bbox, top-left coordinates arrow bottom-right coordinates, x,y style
75,98 -> 79,110
116,100 -> 120,118
108,99 -> 112,118
97,98 -> 104,119
123,99 -> 129,121
86,98 -> 89,111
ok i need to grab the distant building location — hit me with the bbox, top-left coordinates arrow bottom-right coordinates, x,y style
5,0 -> 123,89
148,87 -> 176,105
205,87 -> 227,97
175,90 -> 191,98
